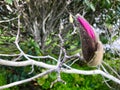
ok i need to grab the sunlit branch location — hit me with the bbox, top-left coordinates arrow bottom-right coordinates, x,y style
0,53 -> 20,57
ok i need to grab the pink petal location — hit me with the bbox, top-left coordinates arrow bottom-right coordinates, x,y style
77,15 -> 95,39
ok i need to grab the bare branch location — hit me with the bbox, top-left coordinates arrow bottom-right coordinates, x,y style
62,68 -> 120,84
0,17 -> 18,23
0,69 -> 55,90
102,61 -> 120,78
0,58 -> 120,87
42,10 -> 53,34
0,59 -> 56,69
0,53 -> 20,57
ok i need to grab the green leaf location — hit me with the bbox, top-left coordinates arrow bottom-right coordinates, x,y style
0,41 -> 4,44
84,0 -> 95,12
106,0 -> 110,4
5,0 -> 13,5
0,29 -> 2,34
84,0 -> 90,6
9,37 -> 16,42
90,3 -> 95,12
37,78 -> 46,86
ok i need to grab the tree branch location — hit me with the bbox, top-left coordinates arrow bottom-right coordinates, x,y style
0,59 -> 56,69
62,68 -> 120,84
0,17 -> 18,23
0,58 -> 120,90
0,69 -> 55,90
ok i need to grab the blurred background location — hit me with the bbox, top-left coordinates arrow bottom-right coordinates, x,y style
0,0 -> 120,90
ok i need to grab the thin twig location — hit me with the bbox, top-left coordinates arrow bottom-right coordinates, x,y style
102,61 -> 120,78
0,69 -> 55,90
0,17 -> 18,23
0,53 -> 20,57
42,10 -> 53,34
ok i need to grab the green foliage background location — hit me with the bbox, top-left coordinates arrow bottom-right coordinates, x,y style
0,0 -> 120,90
